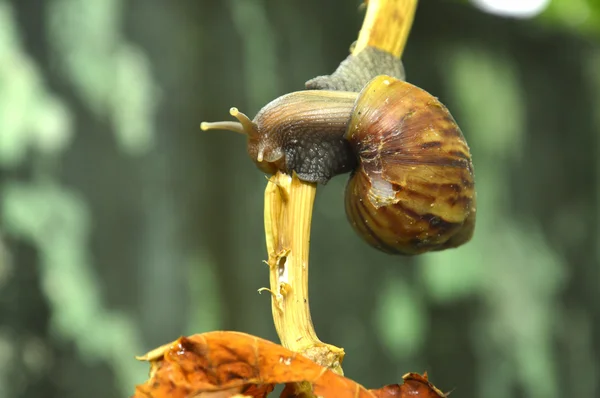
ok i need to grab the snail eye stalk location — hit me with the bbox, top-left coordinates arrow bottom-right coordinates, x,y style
200,107 -> 259,138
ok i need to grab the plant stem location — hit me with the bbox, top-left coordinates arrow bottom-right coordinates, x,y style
263,172 -> 344,375
353,0 -> 418,57
262,0 -> 419,375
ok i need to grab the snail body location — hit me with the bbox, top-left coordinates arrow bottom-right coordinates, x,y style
201,75 -> 476,255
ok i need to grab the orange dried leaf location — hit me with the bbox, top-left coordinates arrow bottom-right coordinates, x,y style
132,331 -> 446,398
370,373 -> 447,398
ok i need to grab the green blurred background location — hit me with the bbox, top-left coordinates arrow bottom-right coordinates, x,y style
0,0 -> 598,397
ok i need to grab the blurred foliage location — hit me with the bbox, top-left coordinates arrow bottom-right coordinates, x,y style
0,3 -> 72,166
48,0 -> 158,154
542,0 -> 600,36
0,1 -> 599,398
0,0 -> 151,395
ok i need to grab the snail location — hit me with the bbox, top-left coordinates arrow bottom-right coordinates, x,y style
201,75 -> 476,255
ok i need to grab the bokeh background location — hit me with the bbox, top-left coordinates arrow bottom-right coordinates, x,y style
1,0 -> 598,397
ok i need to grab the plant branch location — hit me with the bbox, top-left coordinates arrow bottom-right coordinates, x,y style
262,0 -> 418,376
353,0 -> 418,57
263,173 -> 344,375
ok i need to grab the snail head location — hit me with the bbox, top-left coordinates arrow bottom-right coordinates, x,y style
201,107 -> 284,175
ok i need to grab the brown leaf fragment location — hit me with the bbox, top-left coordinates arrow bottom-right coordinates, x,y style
240,384 -> 275,398
132,331 -> 446,398
370,372 -> 447,398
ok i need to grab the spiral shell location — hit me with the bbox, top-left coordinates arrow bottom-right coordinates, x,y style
344,75 -> 476,255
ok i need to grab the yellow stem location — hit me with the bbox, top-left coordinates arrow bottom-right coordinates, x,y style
264,172 -> 344,374
353,0 -> 419,57
262,0 -> 418,375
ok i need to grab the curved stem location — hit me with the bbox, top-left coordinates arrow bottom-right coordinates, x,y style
262,0 -> 418,377
264,172 -> 344,374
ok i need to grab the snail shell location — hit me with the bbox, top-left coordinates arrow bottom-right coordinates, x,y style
344,76 -> 476,254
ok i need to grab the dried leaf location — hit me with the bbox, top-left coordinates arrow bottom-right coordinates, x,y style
370,373 -> 447,398
132,331 -> 446,398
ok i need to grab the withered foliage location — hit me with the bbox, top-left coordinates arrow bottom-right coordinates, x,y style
133,331 -> 446,398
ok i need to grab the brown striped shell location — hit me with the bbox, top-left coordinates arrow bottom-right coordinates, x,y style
344,75 -> 476,255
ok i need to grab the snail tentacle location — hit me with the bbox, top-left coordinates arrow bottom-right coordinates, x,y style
200,121 -> 246,135
200,107 -> 259,138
